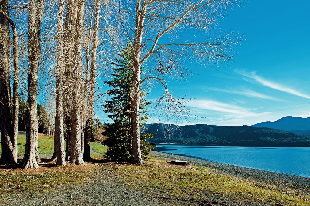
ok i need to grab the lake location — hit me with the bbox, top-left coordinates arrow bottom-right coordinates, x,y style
155,145 -> 310,178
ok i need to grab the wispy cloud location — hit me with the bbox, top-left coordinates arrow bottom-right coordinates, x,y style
236,70 -> 310,99
210,88 -> 282,101
185,99 -> 266,117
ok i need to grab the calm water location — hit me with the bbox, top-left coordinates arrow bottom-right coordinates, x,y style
156,145 -> 310,178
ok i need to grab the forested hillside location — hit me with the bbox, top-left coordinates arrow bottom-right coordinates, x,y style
144,123 -> 310,147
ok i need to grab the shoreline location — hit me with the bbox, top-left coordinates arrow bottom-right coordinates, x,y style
2,152 -> 309,205
151,151 -> 310,192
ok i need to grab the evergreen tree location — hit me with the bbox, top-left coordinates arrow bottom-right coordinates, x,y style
103,43 -> 154,162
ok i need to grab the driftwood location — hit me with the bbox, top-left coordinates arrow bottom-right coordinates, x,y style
169,160 -> 188,166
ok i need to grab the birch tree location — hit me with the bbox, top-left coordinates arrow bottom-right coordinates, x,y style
127,0 -> 242,163
54,0 -> 66,166
83,0 -> 101,161
63,0 -> 86,165
63,0 -> 75,161
22,0 -> 45,169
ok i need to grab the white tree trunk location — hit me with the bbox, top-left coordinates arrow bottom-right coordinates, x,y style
55,0 -> 66,166
70,0 -> 85,165
63,0 -> 74,161
131,0 -> 147,164
11,16 -> 19,163
22,0 -> 44,169
84,0 -> 100,161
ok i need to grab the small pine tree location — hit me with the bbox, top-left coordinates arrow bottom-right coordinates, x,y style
103,43 -> 154,162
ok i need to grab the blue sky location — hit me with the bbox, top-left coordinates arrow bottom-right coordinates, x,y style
141,0 -> 310,126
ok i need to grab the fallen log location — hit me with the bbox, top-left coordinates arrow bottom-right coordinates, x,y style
169,160 -> 188,166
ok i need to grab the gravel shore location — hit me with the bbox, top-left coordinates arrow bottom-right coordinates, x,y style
152,152 -> 310,194
1,152 -> 309,205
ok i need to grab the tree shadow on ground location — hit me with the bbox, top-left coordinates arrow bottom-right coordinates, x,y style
0,157 -> 108,169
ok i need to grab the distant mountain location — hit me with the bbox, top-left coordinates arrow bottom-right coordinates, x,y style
252,116 -> 310,135
143,123 -> 310,147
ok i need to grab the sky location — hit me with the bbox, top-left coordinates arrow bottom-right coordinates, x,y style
95,0 -> 310,126
140,0 -> 310,126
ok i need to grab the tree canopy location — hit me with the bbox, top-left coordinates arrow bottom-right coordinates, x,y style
0,0 -> 242,168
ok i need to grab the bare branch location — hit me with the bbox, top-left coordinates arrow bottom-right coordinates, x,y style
8,4 -> 29,9
141,0 -> 210,64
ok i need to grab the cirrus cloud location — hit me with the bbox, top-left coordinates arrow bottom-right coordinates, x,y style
209,88 -> 283,101
236,70 -> 310,100
185,99 -> 267,117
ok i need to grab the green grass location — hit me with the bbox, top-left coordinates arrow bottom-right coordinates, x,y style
1,134 -> 108,157
112,158 -> 310,205
38,135 -> 54,154
0,163 -> 99,199
0,133 -> 55,155
2,134 -> 308,205
0,133 -> 28,156
90,141 -> 107,160
17,134 -> 26,155
90,142 -> 107,154
0,134 -> 105,199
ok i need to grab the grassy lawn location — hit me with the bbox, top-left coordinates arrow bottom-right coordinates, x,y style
90,141 -> 107,159
0,133 -> 108,158
0,163 -> 99,199
0,135 -> 309,205
0,153 -> 309,205
0,134 -> 107,199
112,155 -> 310,205
0,133 -> 55,155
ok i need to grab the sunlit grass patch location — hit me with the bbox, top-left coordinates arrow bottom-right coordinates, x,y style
90,142 -> 107,154
2,134 -> 106,157
17,134 -> 26,155
90,142 -> 107,160
38,135 -> 54,154
112,161 -> 310,205
90,153 -> 105,159
1,134 -> 55,155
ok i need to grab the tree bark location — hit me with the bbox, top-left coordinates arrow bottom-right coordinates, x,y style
65,126 -> 71,161
70,0 -> 85,165
84,0 -> 100,162
11,14 -> 19,163
131,0 -> 147,164
0,0 -> 17,165
54,0 -> 66,166
22,0 -> 45,169
63,0 -> 75,161
0,8 -> 19,162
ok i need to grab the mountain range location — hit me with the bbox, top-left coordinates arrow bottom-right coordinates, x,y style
144,122 -> 310,147
252,116 -> 310,135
